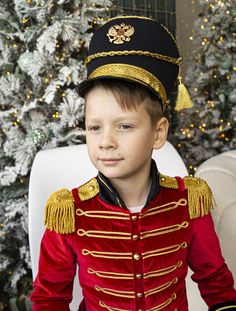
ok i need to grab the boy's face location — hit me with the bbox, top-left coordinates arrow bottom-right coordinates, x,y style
85,86 -> 168,183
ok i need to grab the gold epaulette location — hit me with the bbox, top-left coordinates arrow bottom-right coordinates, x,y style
160,174 -> 216,219
44,188 -> 75,234
77,178 -> 100,201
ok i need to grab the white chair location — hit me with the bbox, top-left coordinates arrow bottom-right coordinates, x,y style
195,150 -> 236,281
28,142 -> 207,310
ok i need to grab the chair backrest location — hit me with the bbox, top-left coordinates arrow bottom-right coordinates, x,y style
195,150 -> 236,280
28,141 -> 207,310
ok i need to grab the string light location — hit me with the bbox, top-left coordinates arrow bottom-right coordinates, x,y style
22,18 -> 28,24
52,112 -> 59,119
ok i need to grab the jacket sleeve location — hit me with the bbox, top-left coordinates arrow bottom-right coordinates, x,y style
187,213 -> 236,310
30,228 -> 77,310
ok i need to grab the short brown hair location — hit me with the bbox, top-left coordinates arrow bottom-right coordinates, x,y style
83,79 -> 163,126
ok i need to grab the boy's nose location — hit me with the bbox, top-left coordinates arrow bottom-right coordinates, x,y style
99,130 -> 117,149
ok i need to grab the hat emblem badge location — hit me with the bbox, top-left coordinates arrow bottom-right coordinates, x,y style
107,23 -> 135,44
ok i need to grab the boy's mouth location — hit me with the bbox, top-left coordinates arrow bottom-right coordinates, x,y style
99,158 -> 123,164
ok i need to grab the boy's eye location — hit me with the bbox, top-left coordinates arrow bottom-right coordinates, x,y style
119,124 -> 133,130
87,125 -> 100,131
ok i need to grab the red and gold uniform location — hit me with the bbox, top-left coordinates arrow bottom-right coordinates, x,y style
31,164 -> 236,311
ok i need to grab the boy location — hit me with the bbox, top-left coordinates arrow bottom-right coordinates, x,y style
31,16 -> 236,310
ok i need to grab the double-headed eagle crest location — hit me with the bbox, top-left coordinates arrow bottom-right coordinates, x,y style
107,23 -> 135,44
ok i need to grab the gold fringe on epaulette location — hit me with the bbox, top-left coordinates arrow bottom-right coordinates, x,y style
44,188 -> 75,234
184,177 -> 216,219
159,174 -> 216,219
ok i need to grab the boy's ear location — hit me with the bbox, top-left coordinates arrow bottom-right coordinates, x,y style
153,117 -> 169,150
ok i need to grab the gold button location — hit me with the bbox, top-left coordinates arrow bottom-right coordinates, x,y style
131,215 -> 138,220
88,185 -> 94,191
132,234 -> 139,240
137,292 -> 143,298
133,253 -> 141,260
135,274 -> 142,279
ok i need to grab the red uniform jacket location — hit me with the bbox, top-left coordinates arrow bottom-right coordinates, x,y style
31,173 -> 236,310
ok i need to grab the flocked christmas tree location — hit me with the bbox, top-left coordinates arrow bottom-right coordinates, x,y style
174,0 -> 236,175
0,0 -> 111,304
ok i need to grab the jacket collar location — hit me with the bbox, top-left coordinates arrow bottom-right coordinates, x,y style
97,159 -> 160,209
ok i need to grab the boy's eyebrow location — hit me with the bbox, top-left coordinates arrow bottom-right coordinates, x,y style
86,116 -> 142,123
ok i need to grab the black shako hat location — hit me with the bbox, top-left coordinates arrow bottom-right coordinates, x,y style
78,16 -> 192,111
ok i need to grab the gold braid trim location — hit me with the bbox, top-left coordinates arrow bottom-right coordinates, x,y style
89,63 -> 167,106
77,178 -> 100,201
214,306 -> 236,311
159,174 -> 215,219
159,174 -> 178,189
99,300 -> 130,311
108,15 -> 154,22
85,50 -> 181,66
44,188 -> 75,234
146,293 -> 177,311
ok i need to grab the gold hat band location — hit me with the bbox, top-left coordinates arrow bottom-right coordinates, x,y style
85,50 -> 182,66
88,63 -> 168,106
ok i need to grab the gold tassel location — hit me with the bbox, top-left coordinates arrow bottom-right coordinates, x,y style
44,188 -> 75,234
175,65 -> 193,111
184,177 -> 216,219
